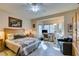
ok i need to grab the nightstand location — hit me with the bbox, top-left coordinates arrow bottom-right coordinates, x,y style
0,39 -> 3,51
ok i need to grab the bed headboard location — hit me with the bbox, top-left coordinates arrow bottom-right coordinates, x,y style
4,28 -> 25,40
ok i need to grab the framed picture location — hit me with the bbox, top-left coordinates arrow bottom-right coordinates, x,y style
33,24 -> 35,28
8,17 -> 22,27
68,24 -> 73,32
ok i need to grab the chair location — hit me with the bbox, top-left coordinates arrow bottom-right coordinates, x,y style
49,33 -> 55,42
57,38 -> 72,55
43,33 -> 49,41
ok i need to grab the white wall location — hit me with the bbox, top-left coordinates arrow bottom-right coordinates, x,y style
0,9 -> 31,30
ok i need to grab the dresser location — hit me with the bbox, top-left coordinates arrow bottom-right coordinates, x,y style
0,39 -> 3,51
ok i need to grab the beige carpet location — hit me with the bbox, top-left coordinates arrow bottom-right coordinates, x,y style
0,49 -> 16,56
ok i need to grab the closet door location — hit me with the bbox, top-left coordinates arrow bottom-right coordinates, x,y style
77,8 -> 79,50
72,8 -> 79,56
72,11 -> 78,56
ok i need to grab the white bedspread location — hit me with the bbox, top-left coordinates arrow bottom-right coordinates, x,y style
12,38 -> 36,47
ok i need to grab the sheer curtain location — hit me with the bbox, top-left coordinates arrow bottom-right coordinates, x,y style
38,25 -> 42,36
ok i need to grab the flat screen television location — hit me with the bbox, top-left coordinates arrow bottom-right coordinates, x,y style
42,30 -> 47,33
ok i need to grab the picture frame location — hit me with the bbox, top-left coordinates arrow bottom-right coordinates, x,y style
8,17 -> 22,27
33,24 -> 35,28
68,24 -> 73,32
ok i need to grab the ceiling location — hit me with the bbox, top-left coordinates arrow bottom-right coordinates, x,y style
0,3 -> 78,20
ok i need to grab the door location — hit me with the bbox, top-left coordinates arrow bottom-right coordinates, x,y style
77,8 -> 79,50
72,8 -> 79,55
72,12 -> 77,46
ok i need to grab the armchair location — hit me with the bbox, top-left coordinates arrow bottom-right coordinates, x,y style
58,38 -> 72,55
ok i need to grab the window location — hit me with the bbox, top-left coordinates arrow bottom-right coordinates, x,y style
50,24 -> 56,33
38,24 -> 55,35
38,24 -> 64,38
43,25 -> 50,33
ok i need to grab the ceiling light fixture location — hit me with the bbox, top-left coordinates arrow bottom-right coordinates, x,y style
27,3 -> 43,13
31,4 -> 40,12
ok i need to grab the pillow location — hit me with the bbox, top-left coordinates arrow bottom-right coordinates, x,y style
14,35 -> 26,39
64,38 -> 72,42
67,38 -> 72,42
7,34 -> 14,40
14,33 -> 26,36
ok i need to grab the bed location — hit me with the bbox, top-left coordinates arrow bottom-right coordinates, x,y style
4,28 -> 41,55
